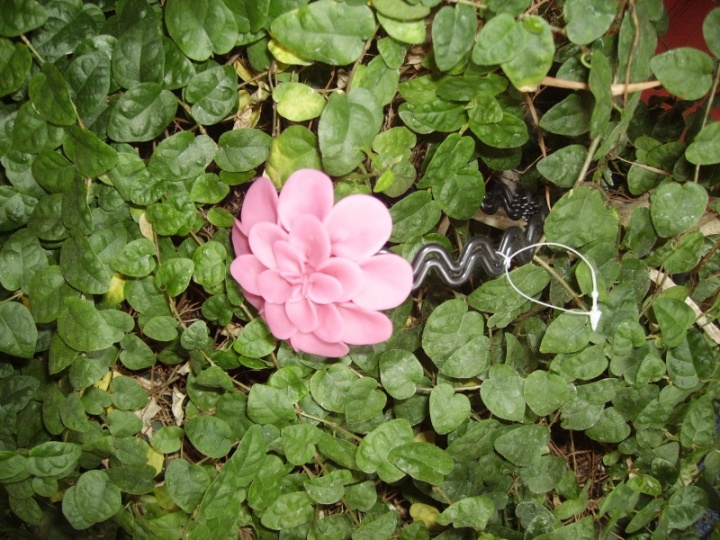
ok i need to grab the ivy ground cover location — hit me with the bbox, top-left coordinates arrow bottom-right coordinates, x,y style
1,0 -> 720,538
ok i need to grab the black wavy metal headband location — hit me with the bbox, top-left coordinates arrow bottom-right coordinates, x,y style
410,181 -> 548,290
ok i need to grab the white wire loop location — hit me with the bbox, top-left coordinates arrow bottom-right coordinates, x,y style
497,242 -> 602,331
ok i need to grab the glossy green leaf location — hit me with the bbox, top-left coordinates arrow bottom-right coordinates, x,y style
470,112 -> 529,148
273,82 -> 326,122
494,424 -> 550,465
149,132 -> 216,180
356,419 -> 414,483
319,88 -> 383,176
686,121 -> 720,165
430,383 -> 471,435
0,0 -> 47,36
377,13 -> 426,44
247,384 -> 295,425
563,0 -> 617,45
650,181 -> 707,238
536,144 -> 586,188
0,40 -> 31,97
185,415 -> 234,458
540,313 -> 592,354
184,64 -> 238,125
501,16 -> 554,91
165,458 -> 212,512
57,298 -> 120,352
261,492 -> 314,530
271,1 -> 375,65
539,93 -> 593,136
165,0 -> 237,61
281,423 -> 322,465
72,470 -> 123,524
650,48 -> 714,100
437,495 -> 494,530
63,126 -> 119,178
472,13 -> 524,66
544,186 -> 618,248
422,299 -> 484,367
108,83 -> 177,142
387,442 -> 454,484
266,125 -> 321,184
523,371 -> 570,416
112,17 -> 165,88
215,128 -> 271,173
480,365 -> 526,421
378,349 -> 424,400
28,62 -> 75,125
432,4 -> 476,71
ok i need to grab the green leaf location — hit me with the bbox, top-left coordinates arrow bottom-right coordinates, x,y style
266,125 -> 321,185
703,7 -> 720,59
57,298 -> 120,352
184,64 -> 238,125
0,0 -> 47,36
653,297 -> 695,348
377,36 -> 407,69
151,426 -> 184,454
112,238 -> 157,278
550,344 -> 608,381
563,0 -> 617,45
60,235 -> 112,295
666,486 -> 707,530
26,442 -> 81,478
108,83 -> 177,142
28,62 -> 75,125
544,186 -> 618,248
192,241 -> 227,288
0,40 -> 32,98
72,470 -> 123,524
422,299 -> 484,368
586,407 -> 631,443
536,145 -> 586,188
650,48 -> 714,100
165,0 -> 237,61
539,93 -> 593,136
589,48 -> 612,138
63,126 -> 119,178
261,492 -> 314,530
0,452 -> 27,482
432,4 -> 476,71
165,458 -> 211,512
271,1 -> 376,65
319,88 -> 383,176
142,316 -> 179,342
686,122 -> 720,165
430,383 -> 471,435
494,424 -> 550,465
377,13 -> 426,44
185,415 -> 234,458
356,419 -> 414,482
309,365 -> 356,413
112,18 -> 165,88
247,384 -> 295,425
432,166 -> 485,220
109,376 -> 149,410
11,103 -> 65,154
215,128 -> 271,173
0,186 -> 37,232
540,313 -> 592,354
470,112 -> 529,149
387,442 -> 454,484
437,495 -> 494,530
480,364 -> 526,421
472,13 -> 525,65
379,349 -> 424,400
190,173 -> 229,202
523,371 -> 570,416
149,132 -> 216,180
501,16 -> 554,91
304,469 -> 352,504
412,99 -> 467,132
31,3 -> 104,62
0,302 -> 37,359
233,318 -> 275,358
650,181 -> 707,238
281,423 -> 323,465
273,82 -> 326,122
373,0 -> 430,20
65,51 -> 111,122
0,229 -> 47,293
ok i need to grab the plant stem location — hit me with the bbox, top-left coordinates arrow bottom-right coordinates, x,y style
20,35 -> 44,64
531,255 -> 587,312
297,410 -> 363,442
574,135 -> 602,185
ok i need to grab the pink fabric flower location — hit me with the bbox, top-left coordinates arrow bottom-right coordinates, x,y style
230,169 -> 413,357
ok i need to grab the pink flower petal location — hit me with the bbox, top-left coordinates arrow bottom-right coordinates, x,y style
248,222 -> 287,269
308,273 -> 342,304
273,241 -> 305,276
290,332 -> 349,357
286,297 -> 318,333
232,220 -> 250,257
313,304 -> 344,343
264,302 -> 297,340
241,176 -> 279,231
278,169 -> 334,230
336,303 -> 393,345
316,258 -> 365,302
353,254 -> 413,310
257,270 -> 294,304
325,195 -> 392,261
244,292 -> 264,310
289,214 -> 331,268
230,255 -> 266,296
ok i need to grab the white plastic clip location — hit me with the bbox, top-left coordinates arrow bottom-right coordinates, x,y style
498,242 -> 602,331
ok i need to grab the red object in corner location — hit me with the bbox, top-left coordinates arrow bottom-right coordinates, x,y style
646,0 -> 720,119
